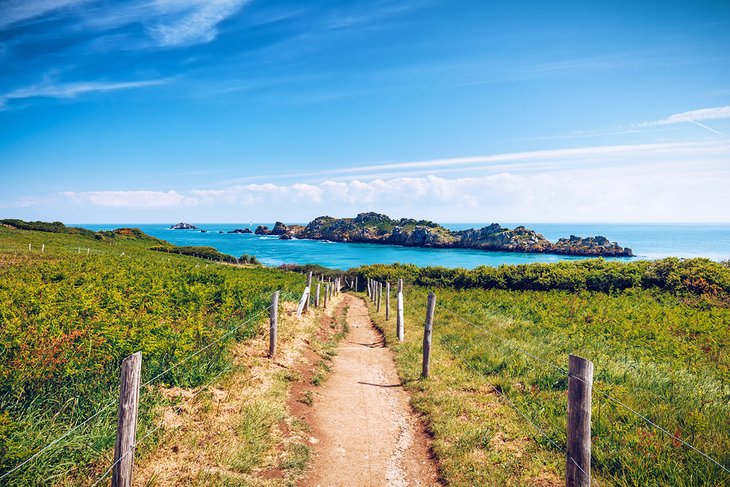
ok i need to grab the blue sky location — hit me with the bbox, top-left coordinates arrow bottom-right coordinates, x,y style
1,0 -> 729,223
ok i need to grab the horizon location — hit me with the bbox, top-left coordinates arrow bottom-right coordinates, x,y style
2,1 -> 729,223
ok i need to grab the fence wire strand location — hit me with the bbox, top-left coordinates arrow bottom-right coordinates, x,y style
437,336 -> 597,486
435,303 -> 730,476
0,289 -> 287,481
91,362 -> 234,486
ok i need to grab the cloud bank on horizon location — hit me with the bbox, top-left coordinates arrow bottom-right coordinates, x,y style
1,0 -> 729,223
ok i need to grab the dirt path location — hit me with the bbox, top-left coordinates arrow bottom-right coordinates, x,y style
301,295 -> 439,487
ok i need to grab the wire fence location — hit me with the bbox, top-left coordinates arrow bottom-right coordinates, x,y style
0,286 -> 299,484
428,299 -> 730,484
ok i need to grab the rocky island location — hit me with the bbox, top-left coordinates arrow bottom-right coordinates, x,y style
256,212 -> 633,257
170,222 -> 199,230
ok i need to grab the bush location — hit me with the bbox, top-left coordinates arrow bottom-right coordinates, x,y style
351,257 -> 730,300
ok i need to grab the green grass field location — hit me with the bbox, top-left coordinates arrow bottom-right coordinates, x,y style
365,282 -> 729,486
0,225 -> 304,485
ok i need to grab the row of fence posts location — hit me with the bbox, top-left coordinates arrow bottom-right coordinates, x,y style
364,277 -> 405,342
102,279 -> 593,486
296,271 -> 345,318
360,281 -> 594,487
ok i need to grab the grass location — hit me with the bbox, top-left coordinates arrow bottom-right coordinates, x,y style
365,284 -> 729,486
0,225 -> 305,485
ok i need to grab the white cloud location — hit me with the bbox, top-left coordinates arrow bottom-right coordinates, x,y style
180,160 -> 730,223
60,190 -> 197,208
214,140 -> 728,186
0,0 -> 89,30
653,105 -> 730,125
148,0 -> 250,47
8,141 -> 730,222
0,79 -> 168,109
639,106 -> 730,135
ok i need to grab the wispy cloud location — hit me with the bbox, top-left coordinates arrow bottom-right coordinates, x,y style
0,0 -> 90,30
653,105 -> 730,125
640,105 -> 730,135
2,0 -> 251,48
148,0 -> 250,47
0,78 -> 169,110
60,190 -> 196,208
48,164 -> 730,223
304,141 -> 730,179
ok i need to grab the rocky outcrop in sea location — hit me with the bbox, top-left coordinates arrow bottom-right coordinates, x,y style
271,212 -> 633,257
170,222 -> 198,230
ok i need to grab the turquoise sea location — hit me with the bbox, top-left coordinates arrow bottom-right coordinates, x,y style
78,223 -> 730,270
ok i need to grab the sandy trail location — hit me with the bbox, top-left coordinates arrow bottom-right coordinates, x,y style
301,295 -> 439,487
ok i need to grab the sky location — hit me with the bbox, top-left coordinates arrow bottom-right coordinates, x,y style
1,0 -> 729,224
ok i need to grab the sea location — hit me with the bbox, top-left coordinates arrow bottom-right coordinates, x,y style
76,223 -> 730,271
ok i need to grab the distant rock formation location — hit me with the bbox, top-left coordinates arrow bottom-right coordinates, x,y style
228,228 -> 253,234
170,222 -> 198,230
255,222 -> 304,236
270,212 -> 633,257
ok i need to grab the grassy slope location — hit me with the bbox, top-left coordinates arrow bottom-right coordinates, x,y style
366,285 -> 729,486
0,226 -> 305,485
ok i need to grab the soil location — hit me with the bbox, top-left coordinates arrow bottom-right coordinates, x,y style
299,295 -> 440,486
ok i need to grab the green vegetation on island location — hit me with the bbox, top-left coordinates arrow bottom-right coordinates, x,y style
255,212 -> 634,257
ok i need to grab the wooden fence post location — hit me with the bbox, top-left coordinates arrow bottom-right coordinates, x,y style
566,354 -> 593,487
355,276 -> 358,293
112,352 -> 142,487
269,291 -> 279,357
324,283 -> 329,308
421,293 -> 436,378
385,281 -> 391,321
296,284 -> 310,318
376,282 -> 382,312
315,282 -> 321,308
303,272 -> 313,312
396,279 -> 404,341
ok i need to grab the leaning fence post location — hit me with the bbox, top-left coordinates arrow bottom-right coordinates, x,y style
396,279 -> 404,341
385,281 -> 391,321
269,291 -> 279,357
112,351 -> 142,487
303,272 -> 313,312
315,282 -> 321,308
296,284 -> 310,318
566,354 -> 593,487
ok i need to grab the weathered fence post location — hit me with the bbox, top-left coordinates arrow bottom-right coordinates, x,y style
324,283 -> 329,308
28,243 -> 31,251
396,279 -> 404,341
41,244 -> 44,253
303,272 -> 313,312
376,281 -> 382,312
355,276 -> 358,293
421,293 -> 436,378
269,291 -> 279,357
566,354 -> 593,487
296,283 -> 310,318
315,282 -> 321,308
385,281 -> 391,321
112,351 -> 142,487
